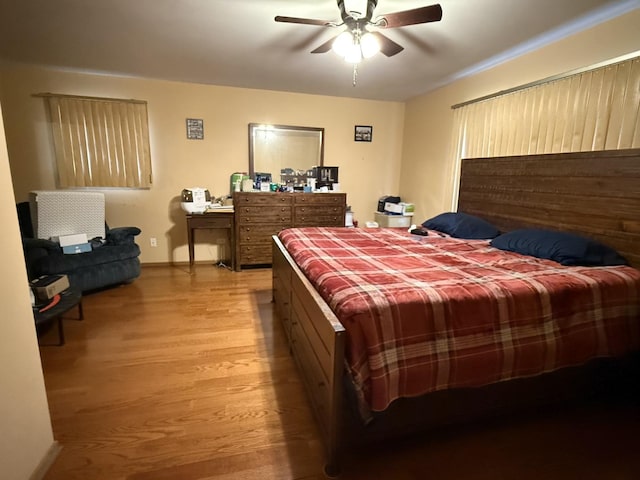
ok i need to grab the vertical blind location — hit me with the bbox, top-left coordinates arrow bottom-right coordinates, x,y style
45,94 -> 152,188
450,56 -> 640,208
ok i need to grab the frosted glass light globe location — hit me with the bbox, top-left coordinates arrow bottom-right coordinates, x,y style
332,31 -> 354,58
360,32 -> 380,58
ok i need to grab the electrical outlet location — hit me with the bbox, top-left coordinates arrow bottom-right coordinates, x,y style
150,237 -> 157,247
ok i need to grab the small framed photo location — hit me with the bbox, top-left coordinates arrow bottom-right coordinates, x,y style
186,118 -> 204,140
354,125 -> 372,142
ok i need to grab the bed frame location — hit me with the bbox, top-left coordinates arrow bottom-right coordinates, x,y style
272,148 -> 640,476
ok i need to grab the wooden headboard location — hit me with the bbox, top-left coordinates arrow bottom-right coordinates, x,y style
458,148 -> 640,268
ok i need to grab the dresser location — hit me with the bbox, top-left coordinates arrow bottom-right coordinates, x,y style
233,192 -> 346,271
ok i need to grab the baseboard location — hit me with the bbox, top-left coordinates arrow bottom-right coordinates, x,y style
29,441 -> 62,480
141,261 -> 180,267
141,261 -> 231,268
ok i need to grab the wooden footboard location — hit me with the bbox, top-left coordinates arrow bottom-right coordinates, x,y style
272,235 -> 345,475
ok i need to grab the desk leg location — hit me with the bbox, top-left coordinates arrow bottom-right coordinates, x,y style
57,316 -> 65,346
188,226 -> 195,274
228,228 -> 235,271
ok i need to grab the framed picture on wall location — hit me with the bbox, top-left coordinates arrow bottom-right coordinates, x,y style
186,118 -> 204,140
354,125 -> 372,142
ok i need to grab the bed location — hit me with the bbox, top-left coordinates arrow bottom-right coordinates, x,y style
271,149 -> 640,476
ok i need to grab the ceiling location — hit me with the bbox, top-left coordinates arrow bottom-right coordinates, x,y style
0,0 -> 637,102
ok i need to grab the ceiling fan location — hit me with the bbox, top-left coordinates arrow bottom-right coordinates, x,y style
275,0 -> 443,63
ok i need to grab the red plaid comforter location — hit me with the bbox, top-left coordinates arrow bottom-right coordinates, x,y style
278,227 -> 640,415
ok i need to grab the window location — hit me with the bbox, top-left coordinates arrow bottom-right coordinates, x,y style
43,94 -> 152,188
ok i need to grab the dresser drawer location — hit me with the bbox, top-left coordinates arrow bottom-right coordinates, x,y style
239,245 -> 273,265
234,192 -> 292,206
294,193 -> 345,205
295,205 -> 344,216
237,224 -> 289,244
295,214 -> 345,227
237,205 -> 291,223
237,215 -> 292,226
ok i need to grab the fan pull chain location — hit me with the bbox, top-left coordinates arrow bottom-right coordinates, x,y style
352,64 -> 358,87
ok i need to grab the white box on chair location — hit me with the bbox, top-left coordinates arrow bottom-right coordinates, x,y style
57,233 -> 89,247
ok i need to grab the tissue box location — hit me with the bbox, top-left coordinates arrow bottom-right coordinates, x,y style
400,203 -> 415,216
62,243 -> 92,254
31,274 -> 70,300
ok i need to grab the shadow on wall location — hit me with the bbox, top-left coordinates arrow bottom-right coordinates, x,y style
167,195 -> 187,265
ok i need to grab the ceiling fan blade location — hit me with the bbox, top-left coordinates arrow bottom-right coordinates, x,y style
311,36 -> 337,54
275,15 -> 332,27
370,32 -> 404,57
377,4 -> 442,29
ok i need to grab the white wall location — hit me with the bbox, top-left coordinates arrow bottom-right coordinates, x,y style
0,100 -> 55,479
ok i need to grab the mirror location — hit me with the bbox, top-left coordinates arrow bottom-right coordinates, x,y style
249,123 -> 324,184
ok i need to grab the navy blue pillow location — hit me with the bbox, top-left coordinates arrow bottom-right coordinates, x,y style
490,229 -> 628,266
422,212 -> 500,239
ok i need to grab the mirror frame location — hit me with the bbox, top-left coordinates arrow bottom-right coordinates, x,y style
248,123 -> 325,178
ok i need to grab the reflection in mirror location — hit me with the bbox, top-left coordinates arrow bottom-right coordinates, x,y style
249,124 -> 324,184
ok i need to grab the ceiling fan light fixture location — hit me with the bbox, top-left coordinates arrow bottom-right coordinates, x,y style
360,32 -> 380,58
344,45 -> 363,64
332,30 -> 363,64
332,31 -> 354,57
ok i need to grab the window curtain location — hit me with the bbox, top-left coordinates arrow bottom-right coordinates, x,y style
45,94 -> 152,188
450,55 -> 640,208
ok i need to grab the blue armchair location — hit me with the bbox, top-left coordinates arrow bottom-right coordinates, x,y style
18,202 -> 142,292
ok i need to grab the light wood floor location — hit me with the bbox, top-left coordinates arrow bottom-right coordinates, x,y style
39,265 -> 640,480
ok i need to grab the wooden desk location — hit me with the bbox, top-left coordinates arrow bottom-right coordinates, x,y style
186,210 -> 235,273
